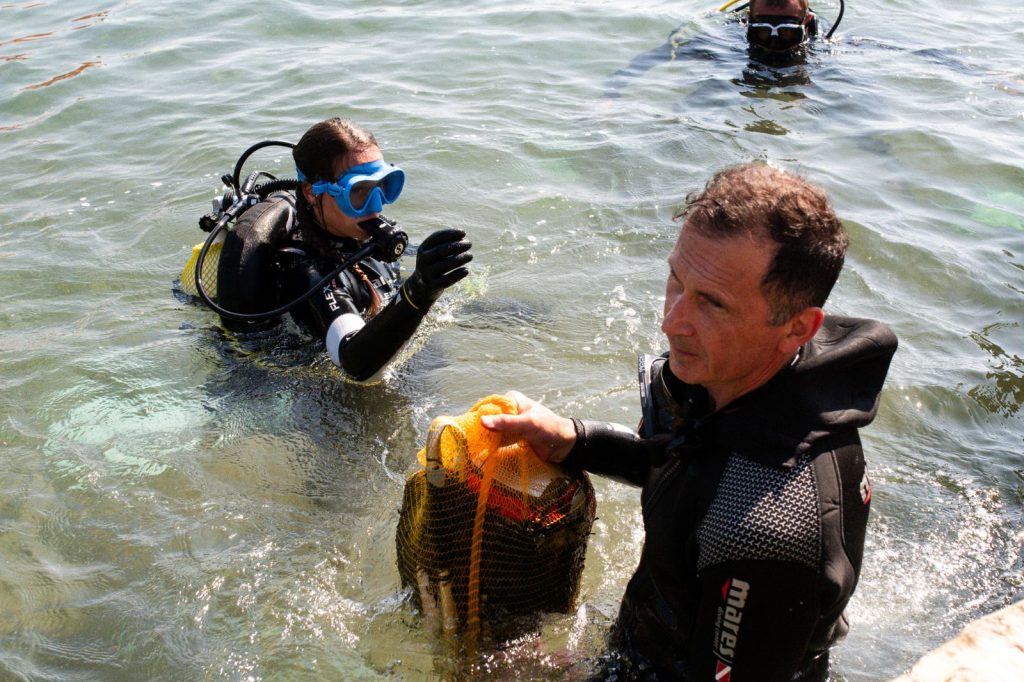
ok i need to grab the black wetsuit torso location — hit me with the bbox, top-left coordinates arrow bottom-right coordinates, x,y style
220,192 -> 428,382
566,316 -> 898,681
275,209 -> 401,337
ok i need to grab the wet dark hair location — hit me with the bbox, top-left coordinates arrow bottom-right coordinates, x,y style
675,163 -> 848,325
292,118 -> 379,214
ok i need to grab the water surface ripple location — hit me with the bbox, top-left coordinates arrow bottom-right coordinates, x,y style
1,0 -> 1022,680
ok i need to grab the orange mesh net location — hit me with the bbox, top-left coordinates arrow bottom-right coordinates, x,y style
396,395 -> 596,651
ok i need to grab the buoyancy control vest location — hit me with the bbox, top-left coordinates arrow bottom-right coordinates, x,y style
215,191 -> 296,328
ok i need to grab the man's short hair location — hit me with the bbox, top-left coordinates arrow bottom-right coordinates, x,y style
675,163 -> 848,325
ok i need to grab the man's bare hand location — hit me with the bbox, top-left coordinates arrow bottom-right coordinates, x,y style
479,390 -> 577,463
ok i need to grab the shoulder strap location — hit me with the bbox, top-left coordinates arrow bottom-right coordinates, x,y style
638,353 -> 661,438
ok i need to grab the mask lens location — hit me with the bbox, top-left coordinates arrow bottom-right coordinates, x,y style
776,26 -> 804,48
749,25 -> 774,46
378,171 -> 403,202
348,180 -> 376,210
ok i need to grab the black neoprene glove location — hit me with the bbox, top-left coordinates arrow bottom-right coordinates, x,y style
400,228 -> 473,311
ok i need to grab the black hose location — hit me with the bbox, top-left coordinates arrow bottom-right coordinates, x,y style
190,139 -> 307,321
825,0 -> 844,40
255,178 -> 299,198
231,140 -> 296,194
192,223 -> 376,323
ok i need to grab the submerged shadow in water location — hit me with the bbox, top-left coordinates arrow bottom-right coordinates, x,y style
968,322 -> 1024,418
184,316 -> 431,508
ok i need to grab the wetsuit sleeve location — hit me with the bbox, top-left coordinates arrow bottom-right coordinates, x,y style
562,419 -> 656,487
602,19 -> 710,99
333,292 -> 425,382
602,39 -> 674,98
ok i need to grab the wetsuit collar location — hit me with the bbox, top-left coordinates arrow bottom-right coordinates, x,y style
704,316 -> 897,468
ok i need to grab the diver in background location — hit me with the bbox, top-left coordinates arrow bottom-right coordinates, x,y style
216,118 -> 472,382
602,0 -> 822,98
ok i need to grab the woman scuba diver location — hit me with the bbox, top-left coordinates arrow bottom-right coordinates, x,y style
199,117 -> 473,382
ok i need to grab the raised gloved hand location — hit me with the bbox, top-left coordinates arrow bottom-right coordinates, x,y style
401,228 -> 473,311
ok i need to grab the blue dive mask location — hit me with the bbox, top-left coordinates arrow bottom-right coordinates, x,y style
297,160 -> 406,218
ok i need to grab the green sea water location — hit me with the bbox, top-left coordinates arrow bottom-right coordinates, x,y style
1,1 -> 1022,679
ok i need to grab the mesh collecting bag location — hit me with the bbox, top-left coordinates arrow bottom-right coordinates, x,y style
178,235 -> 223,299
396,395 -> 596,647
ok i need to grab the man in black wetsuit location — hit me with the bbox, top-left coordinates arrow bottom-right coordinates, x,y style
216,118 -> 472,382
602,0 -> 819,98
482,163 -> 897,680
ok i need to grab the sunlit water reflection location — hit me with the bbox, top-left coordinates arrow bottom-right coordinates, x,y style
1,0 -> 1022,680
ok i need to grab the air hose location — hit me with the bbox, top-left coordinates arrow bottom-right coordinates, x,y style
192,217 -> 405,323
825,0 -> 844,40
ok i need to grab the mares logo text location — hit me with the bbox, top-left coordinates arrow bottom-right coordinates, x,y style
860,471 -> 872,504
714,577 -> 750,678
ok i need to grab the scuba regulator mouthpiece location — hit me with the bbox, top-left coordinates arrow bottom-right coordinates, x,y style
359,216 -> 408,263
